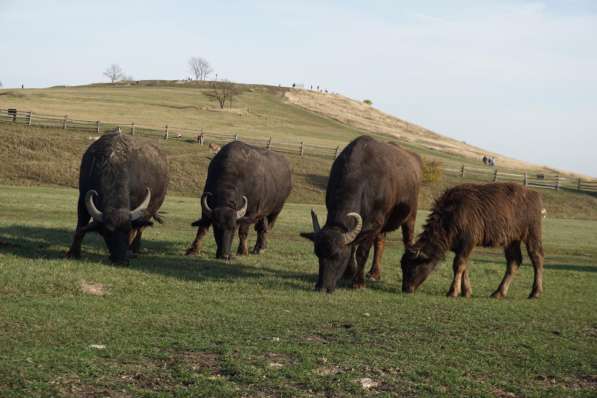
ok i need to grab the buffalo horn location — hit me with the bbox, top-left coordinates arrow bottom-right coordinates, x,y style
130,188 -> 151,221
201,192 -> 213,215
310,208 -> 321,233
342,212 -> 363,245
236,196 -> 248,219
85,190 -> 103,222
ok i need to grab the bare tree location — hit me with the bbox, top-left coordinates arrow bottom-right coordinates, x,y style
103,64 -> 124,83
188,57 -> 213,81
205,79 -> 238,109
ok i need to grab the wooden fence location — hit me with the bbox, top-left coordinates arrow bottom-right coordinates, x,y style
1,107 -> 595,193
444,165 -> 597,193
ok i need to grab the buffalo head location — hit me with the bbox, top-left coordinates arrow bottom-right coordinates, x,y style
199,192 -> 247,260
300,208 -> 362,293
85,187 -> 152,265
400,246 -> 438,293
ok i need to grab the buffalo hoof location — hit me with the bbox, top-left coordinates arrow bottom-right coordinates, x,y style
352,282 -> 366,289
528,291 -> 542,299
490,290 -> 506,299
185,248 -> 198,256
65,250 -> 80,259
366,272 -> 381,281
446,290 -> 460,298
251,246 -> 265,255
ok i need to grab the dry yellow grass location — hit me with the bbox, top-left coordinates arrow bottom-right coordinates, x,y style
284,89 -> 559,173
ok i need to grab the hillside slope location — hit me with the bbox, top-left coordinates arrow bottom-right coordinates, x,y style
285,89 -> 548,173
0,80 -> 572,176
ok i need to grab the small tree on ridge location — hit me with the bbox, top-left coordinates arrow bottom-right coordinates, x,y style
103,64 -> 124,83
189,57 -> 213,81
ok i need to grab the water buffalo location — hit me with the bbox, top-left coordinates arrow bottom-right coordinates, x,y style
66,131 -> 169,264
186,141 -> 292,260
300,135 -> 423,293
401,183 -> 544,299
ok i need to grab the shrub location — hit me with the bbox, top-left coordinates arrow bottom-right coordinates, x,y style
422,160 -> 443,183
363,99 -> 373,105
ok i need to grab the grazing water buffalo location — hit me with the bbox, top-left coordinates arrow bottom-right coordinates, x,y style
186,141 -> 292,260
66,131 -> 169,264
401,183 -> 544,299
301,135 -> 423,293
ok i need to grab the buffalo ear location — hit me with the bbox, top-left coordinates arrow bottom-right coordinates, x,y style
300,232 -> 317,242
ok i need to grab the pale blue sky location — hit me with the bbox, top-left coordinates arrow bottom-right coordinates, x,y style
1,1 -> 596,176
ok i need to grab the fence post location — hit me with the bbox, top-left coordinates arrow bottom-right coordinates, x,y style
164,125 -> 169,140
27,112 -> 32,126
96,121 -> 100,133
234,134 -> 239,141
267,136 -> 272,150
577,178 -> 581,191
300,141 -> 304,157
199,131 -> 204,145
63,115 -> 68,129
493,169 -> 498,182
460,165 -> 465,178
131,122 -> 135,136
335,146 -> 340,158
524,172 -> 528,187
555,175 -> 560,190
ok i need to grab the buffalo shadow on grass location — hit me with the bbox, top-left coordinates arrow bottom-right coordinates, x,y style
467,256 -> 597,274
0,224 -> 317,290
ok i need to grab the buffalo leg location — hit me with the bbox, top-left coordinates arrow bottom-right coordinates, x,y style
237,223 -> 250,256
129,227 -> 145,254
401,214 -> 416,249
447,252 -> 471,297
491,241 -> 522,299
185,222 -> 210,256
66,200 -> 91,259
252,217 -> 269,254
366,233 -> 385,281
460,269 -> 472,298
352,240 -> 373,289
526,236 -> 544,299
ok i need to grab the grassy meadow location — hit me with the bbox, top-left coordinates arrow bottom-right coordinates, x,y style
0,185 -> 596,397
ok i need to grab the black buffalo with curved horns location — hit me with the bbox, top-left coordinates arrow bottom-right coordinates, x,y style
186,141 -> 292,260
301,135 -> 423,293
66,130 -> 169,264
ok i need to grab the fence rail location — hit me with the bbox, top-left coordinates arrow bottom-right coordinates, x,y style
1,108 -> 595,193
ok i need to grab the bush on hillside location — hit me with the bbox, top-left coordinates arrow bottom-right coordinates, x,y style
422,159 -> 443,183
363,99 -> 373,105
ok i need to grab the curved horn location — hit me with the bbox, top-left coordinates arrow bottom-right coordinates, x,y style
342,212 -> 363,245
130,188 -> 151,221
85,190 -> 104,222
310,208 -> 321,233
201,192 -> 213,215
236,196 -> 248,219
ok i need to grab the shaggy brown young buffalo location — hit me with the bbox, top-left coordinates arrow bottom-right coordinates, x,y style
301,135 -> 422,293
401,183 -> 545,299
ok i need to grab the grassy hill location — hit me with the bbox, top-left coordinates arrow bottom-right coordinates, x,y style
0,80 -> 579,175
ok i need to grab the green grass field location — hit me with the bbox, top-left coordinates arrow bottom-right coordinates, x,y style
1,185 -> 596,397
